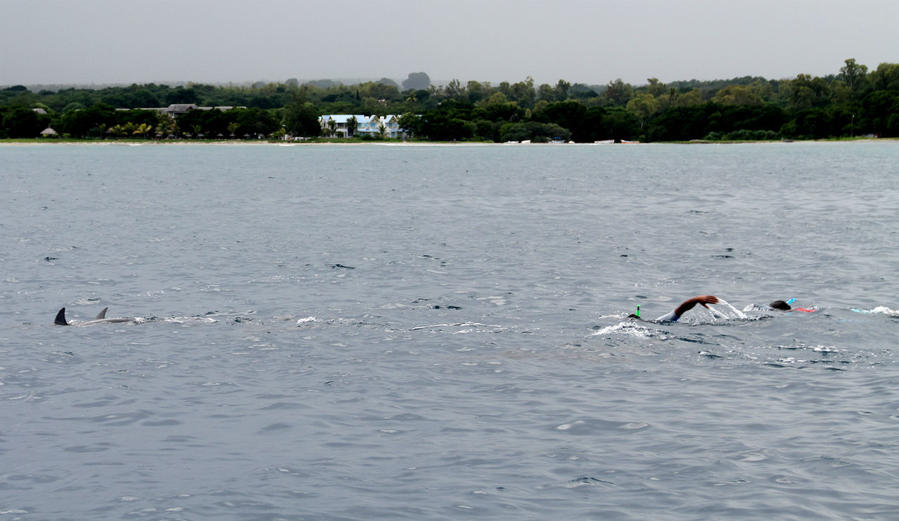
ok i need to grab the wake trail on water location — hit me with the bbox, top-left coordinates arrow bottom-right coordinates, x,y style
850,306 -> 898,316
592,321 -> 664,339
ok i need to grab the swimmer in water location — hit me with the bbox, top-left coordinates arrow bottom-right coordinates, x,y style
630,295 -> 720,323
768,299 -> 816,312
629,296 -> 813,323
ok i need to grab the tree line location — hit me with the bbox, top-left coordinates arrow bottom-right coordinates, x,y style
2,60 -> 897,141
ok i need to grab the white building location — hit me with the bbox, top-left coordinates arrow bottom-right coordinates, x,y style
319,114 -> 405,139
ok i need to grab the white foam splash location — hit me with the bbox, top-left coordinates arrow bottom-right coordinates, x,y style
556,420 -> 584,430
851,306 -> 898,316
296,316 -> 317,325
688,298 -> 747,323
712,298 -> 747,319
592,322 -> 654,338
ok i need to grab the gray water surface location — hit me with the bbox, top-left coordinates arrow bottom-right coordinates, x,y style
1,142 -> 897,520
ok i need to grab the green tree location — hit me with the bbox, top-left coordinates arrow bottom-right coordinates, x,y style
626,93 -> 660,129
360,96 -> 382,115
165,87 -> 200,105
2,107 -> 47,138
377,78 -> 400,89
673,89 -> 703,107
508,77 -> 536,107
402,72 -> 431,91
466,80 -> 489,104
474,92 -> 523,122
537,83 -> 555,101
712,85 -> 763,106
129,88 -> 161,108
361,81 -> 401,101
861,90 -> 899,136
534,100 -> 587,140
155,113 -> 177,138
237,108 -> 279,137
601,79 -> 634,106
554,79 -> 571,100
646,78 -> 666,97
601,107 -> 639,140
646,105 -> 714,141
443,79 -> 465,99
868,62 -> 899,91
498,121 -> 570,142
782,108 -> 831,139
397,112 -> 421,137
284,101 -> 320,137
133,122 -> 153,137
61,102 -> 86,113
415,111 -> 474,140
788,74 -> 831,110
473,119 -> 497,141
59,104 -> 116,137
569,83 -> 599,99
839,58 -> 868,91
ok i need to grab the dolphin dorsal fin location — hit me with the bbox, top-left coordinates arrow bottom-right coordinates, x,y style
55,307 -> 69,326
96,307 -> 108,319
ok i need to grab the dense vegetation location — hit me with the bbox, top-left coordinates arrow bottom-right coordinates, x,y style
2,61 -> 897,142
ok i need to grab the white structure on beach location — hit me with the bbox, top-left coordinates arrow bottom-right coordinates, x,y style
319,114 -> 405,139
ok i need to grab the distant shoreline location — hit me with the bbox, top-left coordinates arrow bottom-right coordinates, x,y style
0,138 -> 893,147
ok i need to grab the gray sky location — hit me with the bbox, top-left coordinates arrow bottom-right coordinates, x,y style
2,0 -> 897,87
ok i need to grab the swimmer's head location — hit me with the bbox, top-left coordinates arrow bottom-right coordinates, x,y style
769,300 -> 792,311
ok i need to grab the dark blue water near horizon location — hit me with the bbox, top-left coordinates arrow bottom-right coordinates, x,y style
1,142 -> 897,520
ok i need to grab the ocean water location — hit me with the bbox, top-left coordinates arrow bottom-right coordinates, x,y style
1,142 -> 897,520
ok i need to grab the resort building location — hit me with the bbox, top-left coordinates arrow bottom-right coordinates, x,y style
319,114 -> 405,139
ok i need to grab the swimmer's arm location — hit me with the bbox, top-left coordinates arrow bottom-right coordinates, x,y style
673,295 -> 719,318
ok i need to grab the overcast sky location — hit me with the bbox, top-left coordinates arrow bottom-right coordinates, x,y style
2,0 -> 897,87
